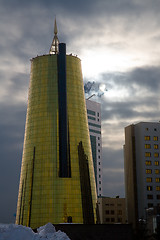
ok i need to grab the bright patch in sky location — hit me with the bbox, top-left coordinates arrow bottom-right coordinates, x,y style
81,48 -> 148,79
99,84 -> 106,92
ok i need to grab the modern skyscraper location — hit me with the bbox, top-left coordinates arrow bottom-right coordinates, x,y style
124,122 -> 160,228
16,20 -> 97,229
86,99 -> 102,196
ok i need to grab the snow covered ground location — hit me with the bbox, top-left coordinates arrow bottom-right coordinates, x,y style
0,222 -> 70,240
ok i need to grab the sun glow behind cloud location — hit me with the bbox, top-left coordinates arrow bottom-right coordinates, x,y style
81,47 -> 151,80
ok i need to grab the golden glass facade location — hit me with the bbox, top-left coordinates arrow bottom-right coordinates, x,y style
16,53 -> 97,228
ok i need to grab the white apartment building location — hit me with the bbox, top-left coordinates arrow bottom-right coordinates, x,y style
124,122 -> 160,228
86,99 -> 102,196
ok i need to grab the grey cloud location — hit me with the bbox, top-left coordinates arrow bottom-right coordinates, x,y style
102,147 -> 125,197
92,66 -> 160,126
0,103 -> 26,223
0,70 -> 29,105
127,67 -> 160,91
101,100 -> 160,121
101,66 -> 160,92
102,148 -> 124,169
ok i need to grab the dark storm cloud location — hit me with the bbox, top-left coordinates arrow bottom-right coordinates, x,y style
100,66 -> 160,121
0,0 -> 141,17
128,67 -> 160,91
102,147 -> 123,169
102,99 -> 160,121
6,73 -> 29,99
0,41 -> 28,222
0,103 -> 26,223
101,66 -> 160,92
102,147 -> 124,197
1,0 -> 94,14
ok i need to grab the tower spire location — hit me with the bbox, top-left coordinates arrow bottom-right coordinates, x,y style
49,18 -> 59,54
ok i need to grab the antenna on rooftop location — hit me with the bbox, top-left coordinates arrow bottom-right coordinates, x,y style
49,18 -> 59,54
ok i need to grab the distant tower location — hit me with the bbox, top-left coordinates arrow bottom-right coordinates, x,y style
16,20 -> 97,229
86,99 -> 102,197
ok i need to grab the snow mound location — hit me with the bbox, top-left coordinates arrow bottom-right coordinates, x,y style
0,222 -> 70,240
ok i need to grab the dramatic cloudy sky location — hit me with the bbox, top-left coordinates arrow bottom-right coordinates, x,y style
1,0 -> 160,223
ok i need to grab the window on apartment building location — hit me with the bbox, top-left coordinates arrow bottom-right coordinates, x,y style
88,116 -> 96,121
111,218 -> 115,222
155,161 -> 159,166
157,195 -> 160,199
147,186 -> 152,191
154,144 -> 159,149
99,181 -> 101,184
87,109 -> 96,116
155,169 -> 160,174
148,203 -> 153,208
98,118 -> 99,122
99,175 -> 101,178
97,112 -> 99,117
99,188 -> 101,191
156,178 -> 160,182
98,162 -> 100,165
146,169 -> 152,174
110,204 -> 114,206
111,210 -> 114,215
146,128 -> 149,131
98,156 -> 100,159
154,136 -> 158,141
98,149 -> 100,152
154,153 -> 159,158
145,144 -> 151,149
89,129 -> 101,134
99,168 -> 101,171
118,218 -> 122,222
156,186 -> 160,191
98,143 -> 100,146
98,137 -> 100,140
145,136 -> 150,140
154,128 -> 157,131
145,152 -> 151,157
145,161 -> 151,166
89,122 -> 101,128
106,210 -> 109,215
106,218 -> 110,222
105,204 -> 109,206
117,210 -> 122,215
146,177 -> 152,182
147,195 -> 153,199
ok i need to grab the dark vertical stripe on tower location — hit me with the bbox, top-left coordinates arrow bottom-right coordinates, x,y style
21,165 -> 28,225
58,43 -> 70,178
28,147 -> 35,227
78,141 -> 94,224
18,180 -> 24,224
